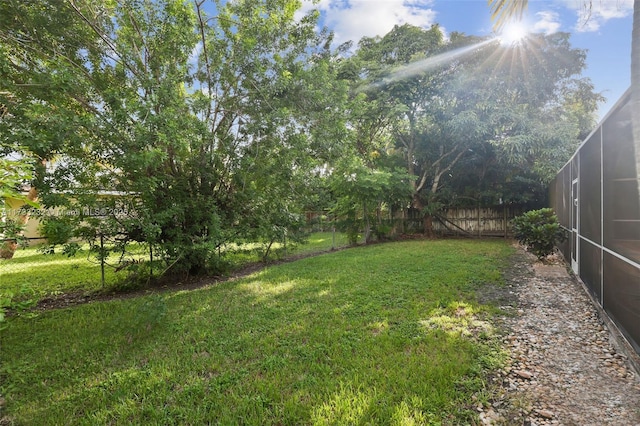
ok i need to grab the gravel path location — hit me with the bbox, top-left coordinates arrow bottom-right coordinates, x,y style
480,246 -> 640,425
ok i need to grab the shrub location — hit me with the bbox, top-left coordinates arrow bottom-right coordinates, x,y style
512,208 -> 567,260
38,217 -> 75,246
373,223 -> 394,241
336,216 -> 360,246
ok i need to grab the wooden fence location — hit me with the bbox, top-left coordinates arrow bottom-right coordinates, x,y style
307,205 -> 525,238
432,205 -> 525,237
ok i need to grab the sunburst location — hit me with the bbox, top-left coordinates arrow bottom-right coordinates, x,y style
498,21 -> 529,46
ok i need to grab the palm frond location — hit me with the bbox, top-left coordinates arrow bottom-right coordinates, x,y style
488,0 -> 528,31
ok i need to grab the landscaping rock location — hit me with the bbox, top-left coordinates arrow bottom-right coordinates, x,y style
480,246 -> 640,425
535,409 -> 554,419
514,370 -> 533,380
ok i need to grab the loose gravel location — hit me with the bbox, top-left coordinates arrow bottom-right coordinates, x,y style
479,246 -> 640,425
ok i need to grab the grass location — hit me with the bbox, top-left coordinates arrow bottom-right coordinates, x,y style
0,245 -> 122,300
224,231 -> 351,268
1,239 -> 513,425
0,232 -> 351,304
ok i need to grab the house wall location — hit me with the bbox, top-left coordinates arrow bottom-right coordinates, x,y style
551,88 -> 640,355
3,197 -> 43,240
3,192 -> 134,242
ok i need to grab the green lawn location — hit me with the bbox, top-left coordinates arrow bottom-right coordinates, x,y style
1,239 -> 513,425
0,232 -> 351,304
0,245 -> 122,300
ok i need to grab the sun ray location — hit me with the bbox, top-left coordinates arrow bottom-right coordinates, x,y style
499,21 -> 529,46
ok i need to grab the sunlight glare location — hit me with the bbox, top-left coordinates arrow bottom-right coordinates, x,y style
499,22 -> 529,46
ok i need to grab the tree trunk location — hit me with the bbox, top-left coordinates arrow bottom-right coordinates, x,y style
412,194 -> 435,237
363,202 -> 371,244
424,215 -> 434,238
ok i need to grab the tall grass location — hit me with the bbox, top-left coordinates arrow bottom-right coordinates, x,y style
1,239 -> 513,425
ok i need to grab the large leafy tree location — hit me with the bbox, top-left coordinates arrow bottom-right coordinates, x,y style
0,0 -> 344,275
448,32 -> 601,203
350,24 -> 467,235
489,0 -> 640,198
349,25 -> 599,235
324,27 -> 430,243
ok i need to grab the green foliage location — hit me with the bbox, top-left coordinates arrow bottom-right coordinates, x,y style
38,216 -> 74,246
1,240 -> 513,424
0,0 -> 601,277
0,218 -> 26,244
0,0 -> 345,278
348,26 -> 600,220
329,157 -> 412,244
373,223 -> 394,240
336,214 -> 361,246
0,157 -> 37,204
0,218 -> 27,259
0,285 -> 37,328
512,208 -> 567,259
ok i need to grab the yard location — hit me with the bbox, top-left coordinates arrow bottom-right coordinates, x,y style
0,238 -> 513,424
0,232 -> 351,306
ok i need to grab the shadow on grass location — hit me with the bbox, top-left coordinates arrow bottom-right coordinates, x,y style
1,239 -> 512,424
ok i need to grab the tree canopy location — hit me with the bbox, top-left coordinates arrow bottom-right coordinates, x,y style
340,24 -> 600,234
0,1 -> 601,276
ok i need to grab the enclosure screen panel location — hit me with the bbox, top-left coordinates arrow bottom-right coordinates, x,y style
603,252 -> 640,353
579,238 -> 601,301
564,165 -> 571,228
579,129 -> 601,244
550,175 -> 558,217
555,164 -> 571,229
550,173 -> 565,228
602,97 -> 640,263
571,153 -> 579,180
558,236 -> 571,262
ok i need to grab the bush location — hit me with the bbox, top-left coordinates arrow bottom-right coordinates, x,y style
39,217 -> 75,246
373,223 -> 394,241
335,216 -> 360,246
512,208 -> 567,260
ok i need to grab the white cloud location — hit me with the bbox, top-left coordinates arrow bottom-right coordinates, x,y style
299,0 -> 438,47
533,11 -> 561,35
561,0 -> 633,32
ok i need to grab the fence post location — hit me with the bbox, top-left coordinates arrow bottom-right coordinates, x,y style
504,204 -> 508,239
332,215 -> 336,250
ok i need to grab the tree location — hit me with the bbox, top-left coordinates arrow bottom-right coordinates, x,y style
489,0 -> 640,200
352,24 -> 470,236
0,156 -> 35,204
0,0 -> 343,276
449,31 -> 601,202
349,25 -> 599,235
329,156 -> 412,244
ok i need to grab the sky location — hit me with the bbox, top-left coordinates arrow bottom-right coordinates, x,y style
298,0 -> 634,120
